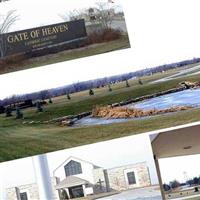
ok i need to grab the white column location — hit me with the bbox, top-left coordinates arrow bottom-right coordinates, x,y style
0,165 -> 6,200
82,185 -> 87,197
32,155 -> 54,200
65,188 -> 70,199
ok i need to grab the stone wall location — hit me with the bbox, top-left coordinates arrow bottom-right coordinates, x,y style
6,177 -> 60,200
6,184 -> 39,200
93,167 -> 107,193
7,187 -> 20,200
106,162 -> 151,191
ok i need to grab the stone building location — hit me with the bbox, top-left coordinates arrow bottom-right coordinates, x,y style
6,157 -> 151,200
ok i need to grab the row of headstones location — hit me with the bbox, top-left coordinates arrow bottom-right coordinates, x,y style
90,79 -> 143,94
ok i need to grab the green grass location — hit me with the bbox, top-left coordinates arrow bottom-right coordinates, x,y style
0,36 -> 130,74
0,64 -> 200,162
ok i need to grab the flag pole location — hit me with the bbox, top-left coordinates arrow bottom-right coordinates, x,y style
32,155 -> 54,200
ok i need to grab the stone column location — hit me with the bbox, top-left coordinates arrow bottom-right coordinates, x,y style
32,154 -> 54,200
154,155 -> 166,200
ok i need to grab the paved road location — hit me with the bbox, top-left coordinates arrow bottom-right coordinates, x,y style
152,65 -> 200,84
97,186 -> 162,200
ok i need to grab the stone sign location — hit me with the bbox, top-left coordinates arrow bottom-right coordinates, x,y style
0,19 -> 87,57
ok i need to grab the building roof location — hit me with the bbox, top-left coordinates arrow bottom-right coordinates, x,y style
152,123 -> 200,159
55,176 -> 89,190
53,156 -> 101,176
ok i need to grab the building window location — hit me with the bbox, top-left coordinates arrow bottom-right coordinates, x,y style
64,160 -> 82,176
127,171 -> 136,185
20,192 -> 28,200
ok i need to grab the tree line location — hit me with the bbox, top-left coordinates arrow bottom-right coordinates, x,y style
0,57 -> 200,108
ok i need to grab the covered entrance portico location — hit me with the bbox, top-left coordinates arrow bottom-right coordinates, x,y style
55,176 -> 92,199
151,123 -> 200,200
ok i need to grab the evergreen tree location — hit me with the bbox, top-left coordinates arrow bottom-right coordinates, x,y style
89,89 -> 94,96
125,79 -> 130,87
138,78 -> 143,85
67,93 -> 71,100
49,98 -> 53,104
108,84 -> 112,92
16,106 -> 23,119
36,101 -> 43,112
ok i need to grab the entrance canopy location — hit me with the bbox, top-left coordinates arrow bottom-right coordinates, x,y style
151,123 -> 200,159
55,176 -> 89,190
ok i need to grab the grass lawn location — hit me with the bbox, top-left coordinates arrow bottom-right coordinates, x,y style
0,63 -> 200,162
0,36 -> 130,74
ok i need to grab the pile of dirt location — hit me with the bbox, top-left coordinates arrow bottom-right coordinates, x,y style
92,105 -> 194,119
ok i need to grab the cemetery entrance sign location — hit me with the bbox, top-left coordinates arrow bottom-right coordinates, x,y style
0,19 -> 87,57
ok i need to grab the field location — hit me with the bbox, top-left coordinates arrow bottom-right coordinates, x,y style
0,36 -> 130,74
0,63 -> 200,162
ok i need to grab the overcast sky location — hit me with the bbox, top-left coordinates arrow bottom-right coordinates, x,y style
0,0 -> 200,99
160,155 -> 200,184
0,133 -> 159,188
0,0 -> 123,31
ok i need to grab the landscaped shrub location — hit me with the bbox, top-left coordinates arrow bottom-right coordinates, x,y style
0,54 -> 26,66
16,107 -> 23,119
87,28 -> 122,44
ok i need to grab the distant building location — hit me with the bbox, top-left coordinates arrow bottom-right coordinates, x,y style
6,157 -> 151,199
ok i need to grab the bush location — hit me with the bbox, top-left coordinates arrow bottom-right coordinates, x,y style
87,28 -> 122,45
163,183 -> 171,191
0,54 -> 26,66
170,180 -> 180,189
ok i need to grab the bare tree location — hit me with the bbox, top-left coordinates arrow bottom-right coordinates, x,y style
0,10 -> 19,57
0,0 -> 10,3
60,9 -> 84,22
95,2 -> 114,29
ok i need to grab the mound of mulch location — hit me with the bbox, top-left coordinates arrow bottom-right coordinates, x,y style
92,105 -> 194,119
